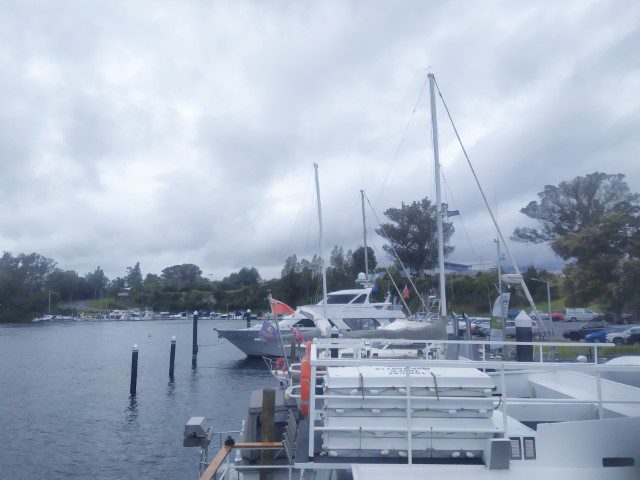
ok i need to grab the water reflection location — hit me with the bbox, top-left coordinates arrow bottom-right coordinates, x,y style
125,397 -> 139,424
166,381 -> 175,398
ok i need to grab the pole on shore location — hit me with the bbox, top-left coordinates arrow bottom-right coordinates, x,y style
130,344 -> 138,396
192,311 -> 198,369
169,336 -> 176,381
515,311 -> 534,362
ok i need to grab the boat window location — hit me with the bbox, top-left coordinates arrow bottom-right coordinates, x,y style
343,318 -> 380,330
326,294 -> 357,304
351,294 -> 367,304
293,318 -> 316,328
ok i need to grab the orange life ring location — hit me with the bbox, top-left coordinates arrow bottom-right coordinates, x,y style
275,357 -> 287,373
300,355 -> 311,416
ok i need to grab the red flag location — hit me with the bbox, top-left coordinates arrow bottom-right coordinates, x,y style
403,285 -> 410,299
269,297 -> 295,316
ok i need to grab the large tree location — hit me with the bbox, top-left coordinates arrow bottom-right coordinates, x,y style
514,172 -> 640,313
351,246 -> 376,276
512,172 -> 639,243
376,197 -> 454,275
161,263 -> 202,288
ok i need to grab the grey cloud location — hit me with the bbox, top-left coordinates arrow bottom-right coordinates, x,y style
0,0 -> 638,281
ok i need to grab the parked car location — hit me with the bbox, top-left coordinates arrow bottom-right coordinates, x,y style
507,309 -> 521,320
628,327 -> 640,345
505,319 -> 539,337
607,327 -> 640,346
585,326 -> 628,343
529,311 -> 549,321
562,321 -> 607,342
470,319 -> 491,337
551,310 -> 565,322
564,308 -> 599,322
601,312 -> 638,325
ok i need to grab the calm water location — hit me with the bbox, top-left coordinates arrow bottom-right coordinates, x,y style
0,320 -> 274,480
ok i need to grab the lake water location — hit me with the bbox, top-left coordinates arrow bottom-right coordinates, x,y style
0,320 -> 274,480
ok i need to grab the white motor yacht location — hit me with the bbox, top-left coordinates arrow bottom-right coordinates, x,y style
215,287 -> 406,357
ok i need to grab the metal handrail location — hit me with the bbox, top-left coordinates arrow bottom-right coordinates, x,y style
299,337 -> 640,464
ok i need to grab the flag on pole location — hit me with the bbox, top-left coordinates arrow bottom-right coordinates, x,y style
403,285 -> 410,299
258,321 -> 278,341
269,297 -> 295,316
446,209 -> 460,217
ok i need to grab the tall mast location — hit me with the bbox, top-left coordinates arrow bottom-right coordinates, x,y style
495,236 -> 505,337
360,189 -> 369,281
313,163 -> 328,305
428,73 -> 447,317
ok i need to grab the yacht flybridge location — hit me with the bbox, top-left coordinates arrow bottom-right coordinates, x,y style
215,287 -> 406,358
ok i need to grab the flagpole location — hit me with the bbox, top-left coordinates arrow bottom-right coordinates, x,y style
269,294 -> 290,372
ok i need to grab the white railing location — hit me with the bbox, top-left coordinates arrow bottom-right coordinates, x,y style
300,338 -> 640,464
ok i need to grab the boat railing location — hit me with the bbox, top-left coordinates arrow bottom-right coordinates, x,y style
297,338 -> 640,464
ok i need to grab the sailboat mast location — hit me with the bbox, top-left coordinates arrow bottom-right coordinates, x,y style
313,163 -> 328,305
496,236 -> 505,338
360,189 -> 369,281
428,73 -> 447,317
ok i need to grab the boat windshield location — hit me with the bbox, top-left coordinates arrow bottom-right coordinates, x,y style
326,294 -> 357,304
344,318 -> 380,330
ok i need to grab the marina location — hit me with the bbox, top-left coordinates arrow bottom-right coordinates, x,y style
1,2 -> 639,479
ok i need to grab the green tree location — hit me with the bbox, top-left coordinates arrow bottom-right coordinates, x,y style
376,197 -> 454,275
161,263 -> 202,289
224,267 -> 261,288
85,267 -> 108,296
512,172 -> 639,243
351,246 -> 376,276
514,172 -> 640,314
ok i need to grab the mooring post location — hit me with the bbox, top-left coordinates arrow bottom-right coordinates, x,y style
130,344 -> 138,396
515,311 -> 533,362
260,388 -> 276,479
192,311 -> 198,369
169,336 -> 176,380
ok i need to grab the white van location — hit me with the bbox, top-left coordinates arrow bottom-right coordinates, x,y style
564,308 -> 599,322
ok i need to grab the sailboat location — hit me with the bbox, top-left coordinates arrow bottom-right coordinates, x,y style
215,164 -> 406,357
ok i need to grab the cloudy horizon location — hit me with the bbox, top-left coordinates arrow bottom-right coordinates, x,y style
1,1 -> 639,281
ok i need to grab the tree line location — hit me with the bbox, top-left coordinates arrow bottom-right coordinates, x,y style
1,171 -> 637,322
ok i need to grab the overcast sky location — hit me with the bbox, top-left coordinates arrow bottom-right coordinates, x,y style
1,0 -> 639,280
